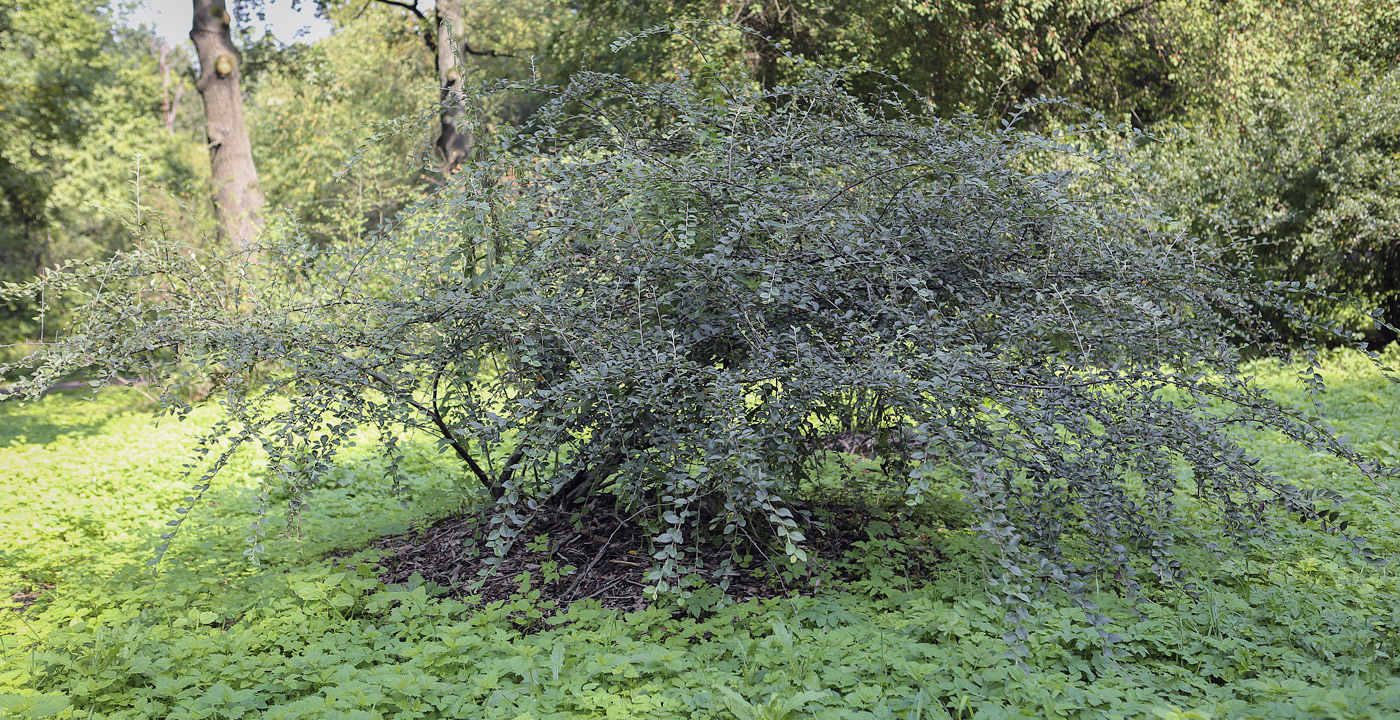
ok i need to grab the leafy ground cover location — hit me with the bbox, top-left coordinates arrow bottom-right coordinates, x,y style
2,350 -> 1400,719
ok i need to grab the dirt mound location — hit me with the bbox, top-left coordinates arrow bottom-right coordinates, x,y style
372,502 -> 914,611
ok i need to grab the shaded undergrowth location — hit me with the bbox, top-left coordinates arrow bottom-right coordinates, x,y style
1,351 -> 1399,719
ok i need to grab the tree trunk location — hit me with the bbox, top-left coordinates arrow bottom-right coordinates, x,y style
1367,287 -> 1400,347
157,41 -> 185,134
190,0 -> 265,256
434,0 -> 472,174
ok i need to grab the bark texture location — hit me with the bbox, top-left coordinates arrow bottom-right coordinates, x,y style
434,0 -> 472,174
191,0 -> 265,255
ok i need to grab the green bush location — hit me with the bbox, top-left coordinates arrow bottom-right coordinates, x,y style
4,45 -> 1394,627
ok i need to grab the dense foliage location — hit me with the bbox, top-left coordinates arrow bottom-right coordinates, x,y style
2,3 -> 1399,718
2,353 -> 1398,718
0,0 -> 210,352
248,4 -> 436,246
7,0 -> 1396,350
1147,68 -> 1400,344
6,55 -> 1395,629
553,0 -> 1400,121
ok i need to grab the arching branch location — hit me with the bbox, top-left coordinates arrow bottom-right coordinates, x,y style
371,0 -> 427,24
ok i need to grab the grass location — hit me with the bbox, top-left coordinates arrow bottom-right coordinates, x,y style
2,350 -> 1399,719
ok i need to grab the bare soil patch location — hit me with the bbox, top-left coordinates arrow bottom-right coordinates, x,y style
371,500 -> 933,611
8,582 -> 54,612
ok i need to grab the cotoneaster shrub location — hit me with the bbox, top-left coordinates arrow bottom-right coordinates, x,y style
3,33 -> 1394,632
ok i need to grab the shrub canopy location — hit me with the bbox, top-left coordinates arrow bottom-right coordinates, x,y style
4,50 -> 1394,622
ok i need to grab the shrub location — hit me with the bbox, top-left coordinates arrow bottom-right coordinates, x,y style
3,40 -> 1394,627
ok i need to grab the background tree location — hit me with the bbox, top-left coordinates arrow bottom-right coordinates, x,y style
432,0 -> 473,172
248,2 -> 434,244
554,0 -> 1399,124
0,0 -> 113,281
191,0 -> 266,253
1146,69 -> 1400,345
0,0 -> 209,359
349,0 -> 559,173
558,0 -> 1184,117
1138,0 -> 1400,344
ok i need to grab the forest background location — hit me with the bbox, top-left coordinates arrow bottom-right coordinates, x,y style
3,2 -> 1400,718
3,0 -> 1398,353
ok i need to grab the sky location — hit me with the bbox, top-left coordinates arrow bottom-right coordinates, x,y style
121,0 -> 336,45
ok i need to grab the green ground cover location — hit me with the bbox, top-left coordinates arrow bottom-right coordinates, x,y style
2,351 -> 1399,719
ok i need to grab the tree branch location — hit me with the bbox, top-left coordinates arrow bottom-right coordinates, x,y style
370,0 -> 435,52
371,0 -> 427,23
427,369 -> 499,497
461,40 -> 513,59
348,356 -> 495,495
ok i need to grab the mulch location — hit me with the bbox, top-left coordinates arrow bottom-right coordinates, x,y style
8,582 -> 54,612
370,499 -> 915,612
365,432 -> 942,612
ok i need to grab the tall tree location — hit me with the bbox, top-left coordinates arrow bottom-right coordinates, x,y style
433,0 -> 471,173
190,0 -> 265,254
360,0 -> 524,174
